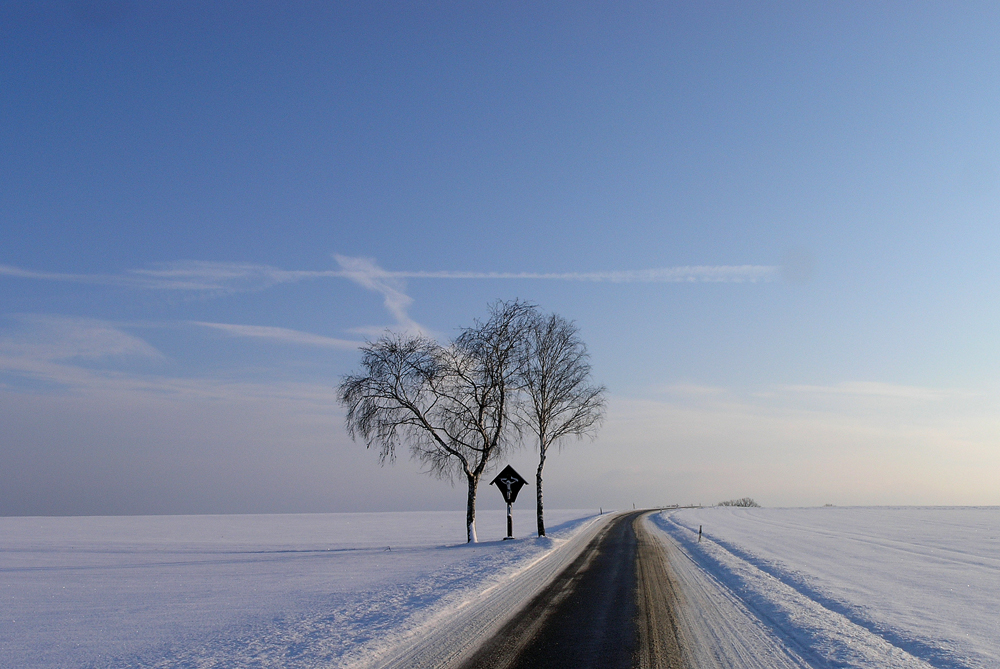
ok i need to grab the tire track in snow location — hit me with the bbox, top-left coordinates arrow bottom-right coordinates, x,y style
651,512 -> 938,669
641,514 -> 811,669
665,511 -> 986,668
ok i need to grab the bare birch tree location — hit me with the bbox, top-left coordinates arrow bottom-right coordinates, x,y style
338,301 -> 534,543
520,312 -> 606,536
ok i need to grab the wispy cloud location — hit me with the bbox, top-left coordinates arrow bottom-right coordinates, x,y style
652,381 -> 979,409
0,316 -> 345,405
0,350 -> 342,407
191,322 -> 361,350
3,256 -> 779,335
782,382 -> 972,402
333,255 -> 427,334
378,265 -> 779,283
0,315 -> 163,362
652,383 -> 730,396
2,258 -> 779,290
0,264 -> 125,285
126,261 -> 320,293
0,315 -> 167,394
1,261 -> 328,293
331,256 -> 777,334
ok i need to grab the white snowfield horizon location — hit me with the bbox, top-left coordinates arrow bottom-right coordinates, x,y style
3,506 -> 998,668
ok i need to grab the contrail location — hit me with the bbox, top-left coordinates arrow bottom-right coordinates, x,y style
1,259 -> 780,291
376,266 -> 778,283
1,257 -> 779,348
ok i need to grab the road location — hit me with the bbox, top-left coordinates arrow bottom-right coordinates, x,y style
457,510 -> 685,669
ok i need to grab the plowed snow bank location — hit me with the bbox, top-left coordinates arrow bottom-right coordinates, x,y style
653,507 -> 1000,669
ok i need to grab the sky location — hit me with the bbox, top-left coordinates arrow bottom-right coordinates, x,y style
2,1 -> 999,516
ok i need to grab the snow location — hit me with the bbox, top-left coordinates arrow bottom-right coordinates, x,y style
10,506 -> 995,668
653,506 -> 1000,669
0,509 -> 602,668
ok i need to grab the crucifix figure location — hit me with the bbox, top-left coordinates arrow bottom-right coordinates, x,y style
490,465 -> 526,539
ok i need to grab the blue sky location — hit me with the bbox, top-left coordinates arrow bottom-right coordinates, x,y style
2,1 -> 999,516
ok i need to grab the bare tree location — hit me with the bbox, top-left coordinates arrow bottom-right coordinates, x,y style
338,301 -> 535,543
520,312 -> 606,536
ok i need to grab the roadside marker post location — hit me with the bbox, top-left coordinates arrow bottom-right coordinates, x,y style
490,465 -> 526,540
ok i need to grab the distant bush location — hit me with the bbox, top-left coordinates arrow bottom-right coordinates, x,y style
718,497 -> 761,507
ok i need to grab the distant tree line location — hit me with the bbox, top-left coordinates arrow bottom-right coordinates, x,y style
338,300 -> 605,542
717,497 -> 761,507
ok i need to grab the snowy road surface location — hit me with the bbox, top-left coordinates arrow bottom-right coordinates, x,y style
456,511 -> 806,669
446,507 -> 999,668
458,511 -> 660,669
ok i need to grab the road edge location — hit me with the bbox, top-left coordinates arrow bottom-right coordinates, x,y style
364,511 -> 621,669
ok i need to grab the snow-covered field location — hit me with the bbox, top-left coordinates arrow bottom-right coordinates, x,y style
1,509 -> 601,668
8,506 -> 997,669
655,506 -> 1000,669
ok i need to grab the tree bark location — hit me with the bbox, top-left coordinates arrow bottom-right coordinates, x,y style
536,451 -> 546,537
466,473 -> 479,543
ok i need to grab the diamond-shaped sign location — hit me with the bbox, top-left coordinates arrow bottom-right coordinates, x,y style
490,465 -> 526,505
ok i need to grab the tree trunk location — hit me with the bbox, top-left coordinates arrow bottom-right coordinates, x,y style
466,473 -> 479,543
536,451 -> 546,537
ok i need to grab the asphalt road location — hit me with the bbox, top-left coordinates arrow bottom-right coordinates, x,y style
457,511 -> 684,669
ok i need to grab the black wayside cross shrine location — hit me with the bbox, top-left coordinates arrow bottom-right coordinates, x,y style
490,465 -> 526,540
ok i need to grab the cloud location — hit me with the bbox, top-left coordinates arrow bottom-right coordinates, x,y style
1,261 -> 330,294
0,263 -> 124,285
0,315 -> 163,362
2,256 -> 779,336
0,315 -> 354,402
0,316 -> 362,397
652,383 -> 729,396
333,255 -> 425,334
0,316 -> 168,395
125,261 -> 319,293
380,265 -> 779,283
2,258 -> 779,291
781,382 -> 971,402
0,333 -> 340,408
191,322 -> 361,350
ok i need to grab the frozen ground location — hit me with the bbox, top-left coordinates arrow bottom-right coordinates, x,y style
8,507 -> 996,669
0,509 -> 601,668
655,506 -> 1000,669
